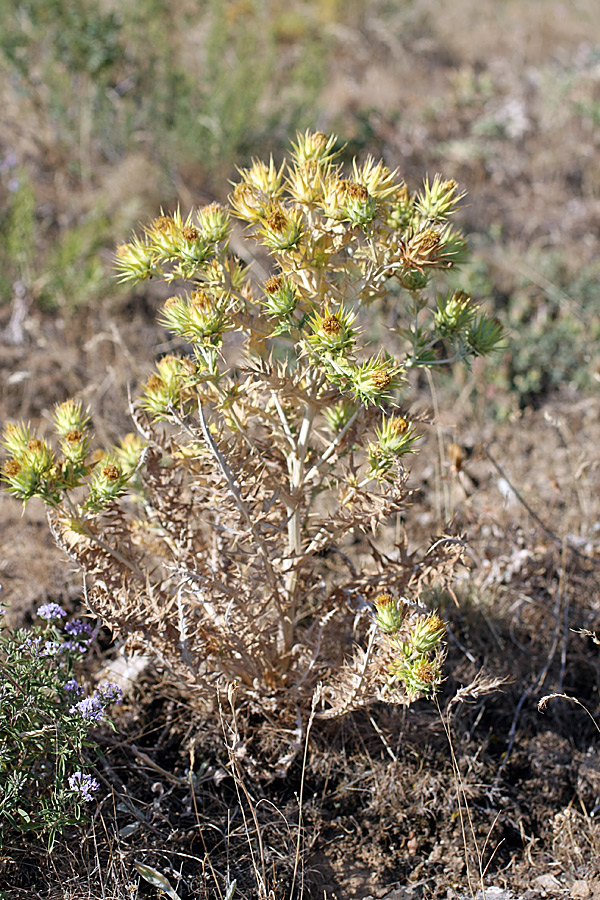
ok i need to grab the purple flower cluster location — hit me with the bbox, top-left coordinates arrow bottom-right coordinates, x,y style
69,681 -> 122,722
95,681 -> 123,704
63,678 -> 84,695
0,152 -> 18,173
62,620 -> 93,655
68,771 -> 99,802
69,695 -> 106,722
33,608 -> 94,655
36,603 -> 67,621
64,619 -> 93,637
23,635 -> 43,656
0,152 -> 19,193
62,639 -> 91,655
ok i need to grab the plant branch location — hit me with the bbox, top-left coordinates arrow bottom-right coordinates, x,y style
304,407 -> 360,483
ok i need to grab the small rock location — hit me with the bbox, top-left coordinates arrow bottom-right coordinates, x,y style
571,880 -> 591,899
532,873 -> 563,894
96,652 -> 150,696
383,890 -> 418,900
476,887 -> 515,900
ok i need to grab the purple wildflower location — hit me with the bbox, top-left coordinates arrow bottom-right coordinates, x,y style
37,603 -> 67,621
63,640 -> 91,655
23,635 -> 43,656
68,771 -> 99,802
63,678 -> 83,694
70,695 -> 106,722
0,152 -> 18,172
65,619 -> 93,637
95,681 -> 123,705
41,640 -> 61,657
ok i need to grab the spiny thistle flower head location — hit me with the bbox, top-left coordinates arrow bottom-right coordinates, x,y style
407,612 -> 446,655
114,235 -> 157,282
85,456 -> 129,512
257,204 -> 304,251
415,174 -> 465,221
338,180 -> 378,227
376,414 -> 418,451
2,422 -> 33,457
1,456 -> 43,501
159,290 -> 231,345
54,401 -> 91,465
144,213 -> 181,257
320,177 -> 377,224
230,182 -> 267,224
237,156 -> 285,197
141,355 -> 199,419
114,433 -> 146,475
397,267 -> 430,292
393,655 -> 442,700
59,428 -> 90,465
385,182 -> 412,230
435,289 -> 475,337
307,304 -> 358,355
178,226 -> 211,265
373,592 -> 405,634
262,274 -> 297,317
353,156 -> 400,200
348,354 -> 404,406
320,177 -> 348,220
290,129 -> 339,165
287,158 -> 327,205
430,225 -> 468,268
182,225 -> 199,242
400,227 -> 442,270
53,400 -> 90,437
196,203 -> 231,244
23,437 -> 55,475
2,457 -> 23,481
368,414 -> 420,481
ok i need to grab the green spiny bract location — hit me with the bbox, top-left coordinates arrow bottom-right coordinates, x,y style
384,608 -> 447,700
1,131 -> 503,722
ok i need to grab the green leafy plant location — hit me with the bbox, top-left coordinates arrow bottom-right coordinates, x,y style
0,166 -> 113,311
0,168 -> 36,305
2,133 -> 504,729
0,0 -> 327,182
0,600 -> 121,850
0,0 -> 329,315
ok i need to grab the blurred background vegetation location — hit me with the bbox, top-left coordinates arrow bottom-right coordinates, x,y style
1,0 -> 599,414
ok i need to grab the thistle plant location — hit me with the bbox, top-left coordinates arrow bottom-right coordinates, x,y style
1,132 -> 504,723
0,600 -> 121,849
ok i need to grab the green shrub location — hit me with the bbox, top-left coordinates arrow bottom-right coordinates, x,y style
0,600 -> 121,850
